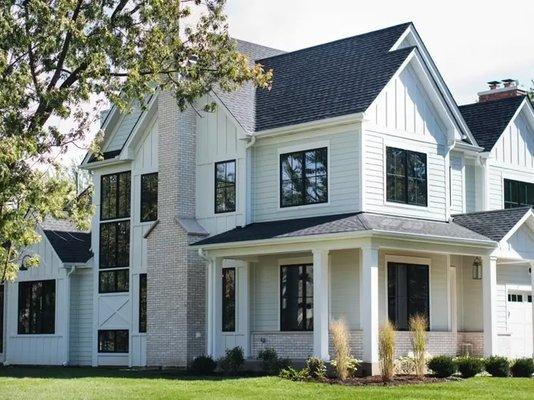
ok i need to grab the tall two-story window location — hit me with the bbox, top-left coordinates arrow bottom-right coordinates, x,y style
140,173 -> 158,222
139,274 -> 147,333
280,147 -> 328,208
387,262 -> 429,331
386,147 -> 427,206
280,264 -> 313,331
215,160 -> 236,213
17,280 -> 55,334
504,179 -> 534,209
100,172 -> 131,293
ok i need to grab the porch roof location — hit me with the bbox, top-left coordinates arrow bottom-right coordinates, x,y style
452,206 -> 533,242
193,212 -> 495,248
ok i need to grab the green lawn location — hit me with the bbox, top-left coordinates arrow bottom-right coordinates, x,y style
0,367 -> 532,400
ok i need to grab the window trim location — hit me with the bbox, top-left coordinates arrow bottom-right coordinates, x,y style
214,159 -> 237,214
99,220 -> 130,270
384,146 -> 428,208
99,269 -> 130,294
17,279 -> 56,335
503,178 -> 534,209
140,172 -> 158,223
97,329 -> 129,354
279,263 -> 314,332
100,171 -> 131,221
384,255 -> 432,330
278,146 -> 329,209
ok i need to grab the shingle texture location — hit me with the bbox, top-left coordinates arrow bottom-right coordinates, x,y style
254,23 -> 413,131
459,96 -> 526,151
452,207 -> 532,242
193,212 -> 494,246
43,230 -> 92,263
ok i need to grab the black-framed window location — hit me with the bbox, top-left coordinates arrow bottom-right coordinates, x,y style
222,268 -> 236,332
99,220 -> 130,269
17,280 -> 55,334
386,147 -> 427,206
387,262 -> 429,331
0,285 -> 3,352
504,179 -> 534,209
99,269 -> 129,293
215,160 -> 236,213
280,264 -> 313,331
100,171 -> 131,220
280,147 -> 328,208
139,274 -> 147,333
98,330 -> 129,353
140,173 -> 158,222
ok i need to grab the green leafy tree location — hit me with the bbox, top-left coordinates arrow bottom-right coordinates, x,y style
0,0 -> 272,281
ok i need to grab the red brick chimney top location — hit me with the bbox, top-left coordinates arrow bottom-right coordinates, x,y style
478,79 -> 527,103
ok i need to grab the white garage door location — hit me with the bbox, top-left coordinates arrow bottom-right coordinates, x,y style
507,292 -> 533,358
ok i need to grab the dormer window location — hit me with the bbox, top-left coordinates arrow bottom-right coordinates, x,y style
386,147 -> 427,207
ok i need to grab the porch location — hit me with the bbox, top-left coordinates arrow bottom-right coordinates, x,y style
195,211 -> 534,374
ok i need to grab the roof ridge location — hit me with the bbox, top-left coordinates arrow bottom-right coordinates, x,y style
255,22 -> 412,62
459,95 -> 527,109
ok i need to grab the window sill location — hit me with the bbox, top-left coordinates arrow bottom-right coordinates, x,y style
277,201 -> 330,212
11,334 -> 62,338
383,200 -> 429,211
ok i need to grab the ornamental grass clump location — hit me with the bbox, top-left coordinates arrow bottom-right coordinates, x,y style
379,320 -> 396,382
409,314 -> 428,378
330,319 -> 352,380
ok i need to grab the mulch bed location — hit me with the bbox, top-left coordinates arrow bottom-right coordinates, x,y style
325,375 -> 460,387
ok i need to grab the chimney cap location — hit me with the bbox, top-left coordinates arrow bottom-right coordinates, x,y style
487,80 -> 501,85
501,78 -> 515,83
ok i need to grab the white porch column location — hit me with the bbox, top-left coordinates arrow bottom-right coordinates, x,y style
530,262 -> 534,358
312,249 -> 330,360
207,257 -> 221,358
482,255 -> 498,356
360,245 -> 379,375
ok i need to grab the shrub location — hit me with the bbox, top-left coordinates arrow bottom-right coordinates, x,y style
218,346 -> 245,375
456,357 -> 484,378
427,355 -> 456,378
409,314 -> 428,378
510,358 -> 534,377
189,355 -> 217,375
305,356 -> 326,380
258,348 -> 289,375
330,319 -> 351,380
279,366 -> 310,381
331,358 -> 360,378
379,320 -> 396,382
396,355 -> 416,375
485,356 -> 510,377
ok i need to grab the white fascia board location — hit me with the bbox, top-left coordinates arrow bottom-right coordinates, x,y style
191,228 -> 496,252
499,209 -> 534,244
80,157 -> 131,171
252,112 -> 364,140
390,24 -> 478,147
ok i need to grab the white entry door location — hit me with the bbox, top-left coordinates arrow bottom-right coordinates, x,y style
507,291 -> 533,358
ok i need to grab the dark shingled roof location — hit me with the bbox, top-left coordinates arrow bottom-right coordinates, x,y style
193,212 -> 494,247
452,207 -> 532,242
254,23 -> 413,131
43,230 -> 93,263
459,96 -> 526,151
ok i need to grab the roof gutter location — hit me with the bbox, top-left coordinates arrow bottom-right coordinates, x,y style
252,112 -> 364,140
190,228 -> 497,251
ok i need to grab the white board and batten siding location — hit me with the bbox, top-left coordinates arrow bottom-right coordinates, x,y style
196,96 -> 248,234
252,123 -> 362,223
69,269 -> 93,365
4,229 -> 70,365
488,108 -> 534,210
363,62 -> 453,221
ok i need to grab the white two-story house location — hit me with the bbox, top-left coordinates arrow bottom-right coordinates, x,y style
1,22 -> 533,374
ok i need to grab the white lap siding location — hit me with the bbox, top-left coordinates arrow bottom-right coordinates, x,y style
449,152 -> 465,214
69,269 -> 93,365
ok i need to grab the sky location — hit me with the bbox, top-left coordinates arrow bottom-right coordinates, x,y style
225,0 -> 533,104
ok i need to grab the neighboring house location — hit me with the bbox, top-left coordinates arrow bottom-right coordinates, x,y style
2,22 -> 533,374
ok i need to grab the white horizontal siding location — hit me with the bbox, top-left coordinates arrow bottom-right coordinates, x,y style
252,125 -> 361,222
69,269 -> 93,366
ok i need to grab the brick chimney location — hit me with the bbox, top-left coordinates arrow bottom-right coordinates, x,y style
478,79 -> 527,102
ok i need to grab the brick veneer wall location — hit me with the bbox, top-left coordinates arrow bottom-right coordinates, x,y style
457,332 -> 484,356
146,93 -> 206,367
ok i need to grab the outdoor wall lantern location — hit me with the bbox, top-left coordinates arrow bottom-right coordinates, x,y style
472,256 -> 483,280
